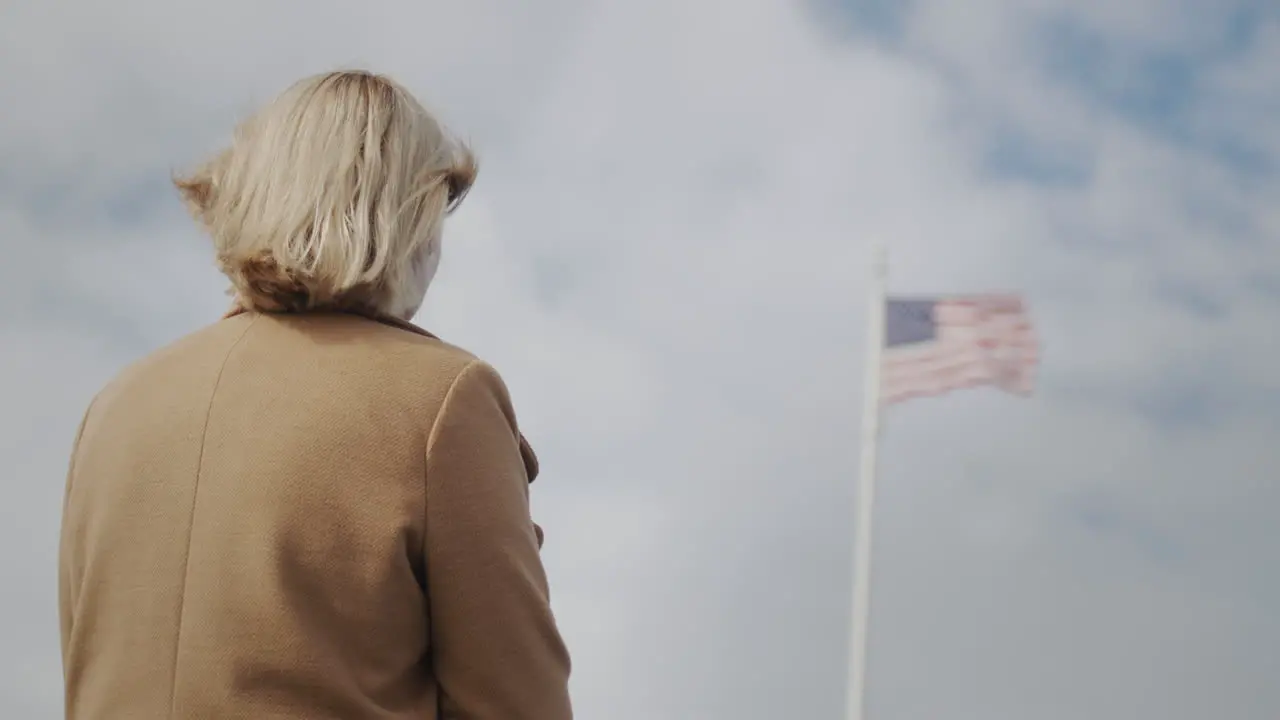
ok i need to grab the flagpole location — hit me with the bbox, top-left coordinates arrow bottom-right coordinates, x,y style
846,242 -> 887,720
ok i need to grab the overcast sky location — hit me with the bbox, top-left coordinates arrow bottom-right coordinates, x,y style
2,0 -> 1278,718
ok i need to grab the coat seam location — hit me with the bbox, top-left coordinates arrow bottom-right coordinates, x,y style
164,316 -> 260,719
424,360 -> 482,461
60,392 -> 100,676
421,359 -> 482,542
63,394 -> 98,505
418,358 -> 480,719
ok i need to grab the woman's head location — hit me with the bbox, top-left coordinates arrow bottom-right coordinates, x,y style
176,70 -> 475,320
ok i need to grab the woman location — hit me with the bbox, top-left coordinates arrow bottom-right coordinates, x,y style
58,70 -> 573,719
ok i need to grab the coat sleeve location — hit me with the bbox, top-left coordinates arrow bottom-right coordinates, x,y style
423,360 -> 573,719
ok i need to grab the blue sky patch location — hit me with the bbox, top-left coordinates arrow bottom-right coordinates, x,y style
1034,4 -> 1275,178
981,124 -> 1092,187
805,0 -> 911,42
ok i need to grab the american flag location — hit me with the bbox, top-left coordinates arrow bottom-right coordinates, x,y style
882,294 -> 1039,405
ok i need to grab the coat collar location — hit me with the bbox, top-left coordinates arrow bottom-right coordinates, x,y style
223,304 -> 440,339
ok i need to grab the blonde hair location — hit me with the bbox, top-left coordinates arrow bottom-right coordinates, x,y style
175,70 -> 476,318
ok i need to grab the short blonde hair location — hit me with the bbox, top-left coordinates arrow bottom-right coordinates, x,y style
175,70 -> 476,318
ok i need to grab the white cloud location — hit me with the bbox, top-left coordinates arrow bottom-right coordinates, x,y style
2,0 -> 1277,718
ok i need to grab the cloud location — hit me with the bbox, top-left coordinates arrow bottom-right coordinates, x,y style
2,0 -> 1277,718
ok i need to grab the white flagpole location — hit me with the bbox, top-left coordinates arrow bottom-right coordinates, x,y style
846,242 -> 887,720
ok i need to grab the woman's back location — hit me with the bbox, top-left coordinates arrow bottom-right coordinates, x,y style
60,310 -> 571,719
59,68 -> 572,719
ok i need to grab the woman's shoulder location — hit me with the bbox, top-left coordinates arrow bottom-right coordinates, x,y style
245,310 -> 490,389
97,310 -> 489,417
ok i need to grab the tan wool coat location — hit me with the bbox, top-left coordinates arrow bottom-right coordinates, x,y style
58,309 -> 573,719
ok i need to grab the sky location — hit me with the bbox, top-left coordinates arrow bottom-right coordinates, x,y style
1,0 -> 1277,718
